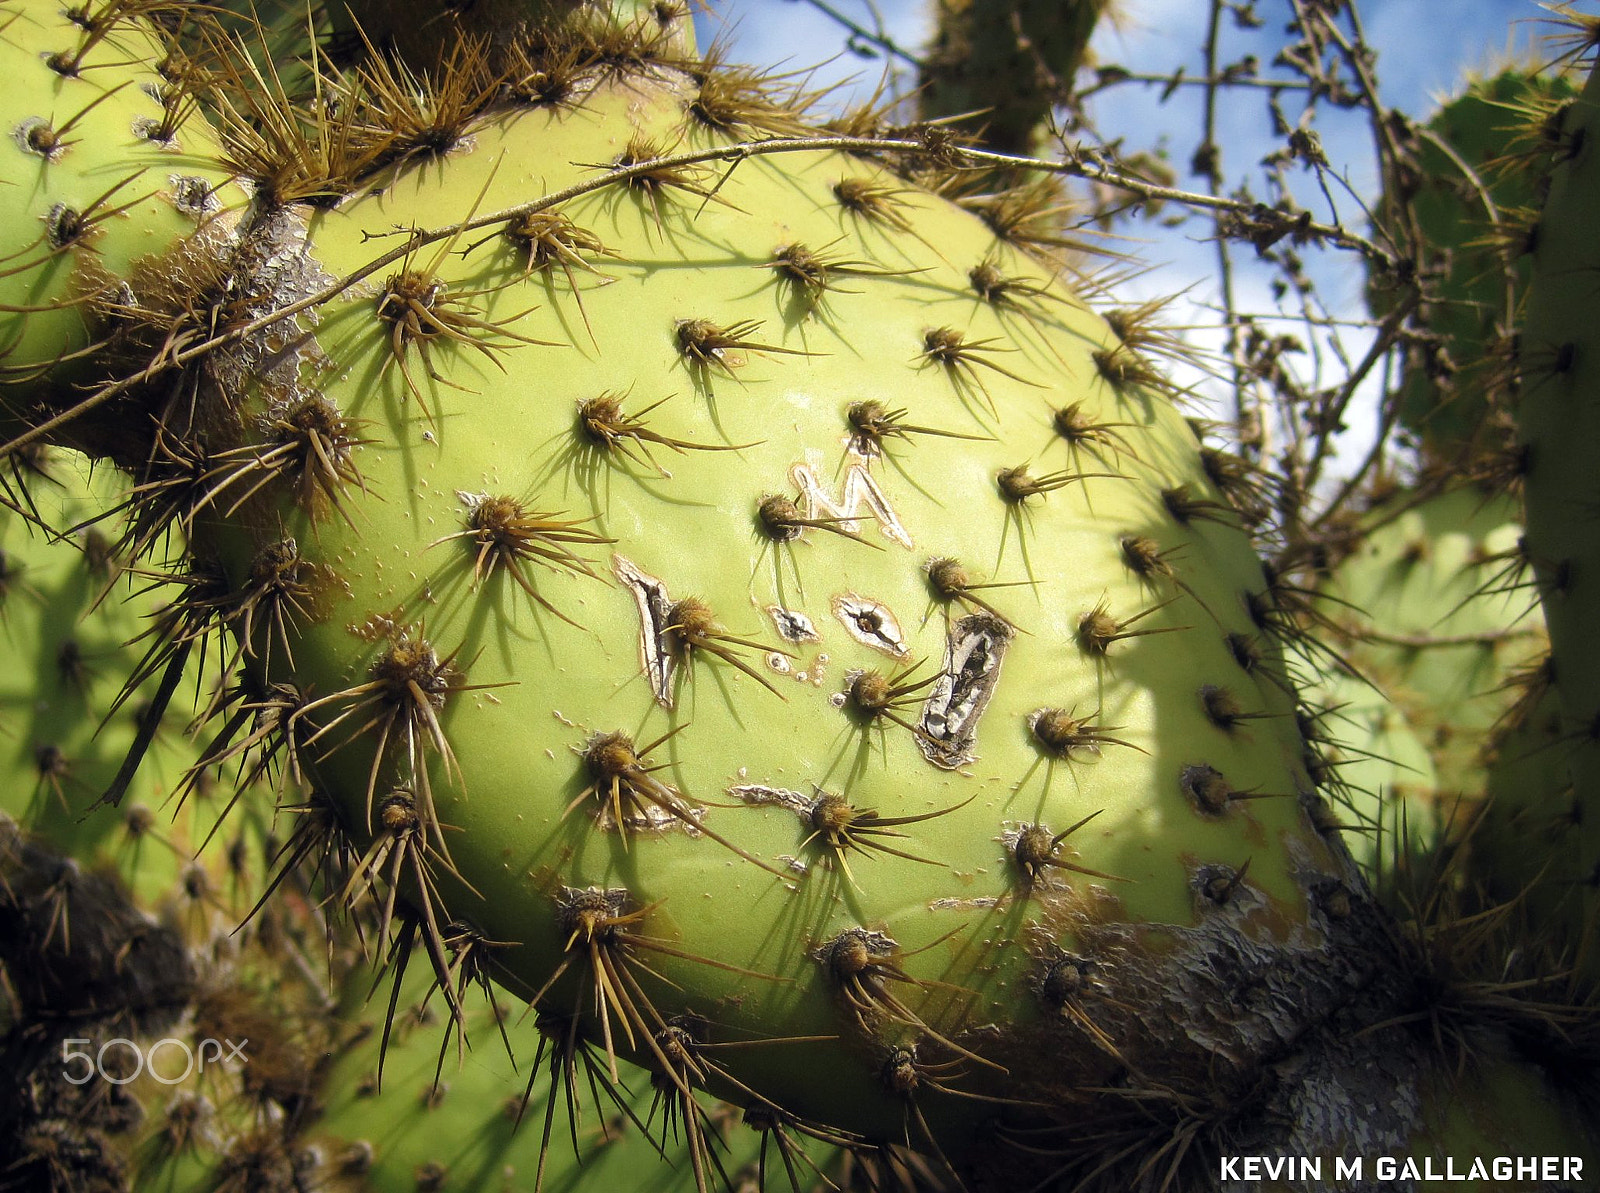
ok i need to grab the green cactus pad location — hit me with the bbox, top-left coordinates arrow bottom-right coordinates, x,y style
1305,484 -> 1545,871
920,0 -> 1112,154
301,961 -> 848,1193
115,32 -> 1395,1163
1376,67 -> 1576,458
0,450 -> 265,915
0,3 -> 235,444
1514,54 -> 1600,977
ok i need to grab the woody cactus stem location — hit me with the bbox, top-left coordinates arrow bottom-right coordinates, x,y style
919,0 -> 1111,153
1514,56 -> 1600,963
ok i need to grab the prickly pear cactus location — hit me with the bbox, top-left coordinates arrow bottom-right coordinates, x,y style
0,1 -> 1595,1189
0,452 -> 244,904
1471,685 -> 1577,926
0,454 -> 348,1193
1378,66 -> 1577,459
1508,48 -> 1600,972
1303,483 -> 1546,870
296,962 -> 863,1193
0,2 -> 234,449
143,5 -> 1391,1169
1328,49 -> 1595,986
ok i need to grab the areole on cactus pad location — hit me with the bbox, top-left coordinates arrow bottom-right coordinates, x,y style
0,1 -> 1596,1189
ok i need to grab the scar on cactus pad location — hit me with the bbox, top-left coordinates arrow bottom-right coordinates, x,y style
0,0 -> 1594,1188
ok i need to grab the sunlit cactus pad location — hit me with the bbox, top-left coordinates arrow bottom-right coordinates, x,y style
130,27 -> 1379,1157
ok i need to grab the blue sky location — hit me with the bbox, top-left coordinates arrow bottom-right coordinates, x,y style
694,0 -> 1540,117
692,0 -> 1549,462
693,0 -> 1543,245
